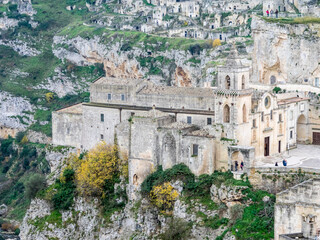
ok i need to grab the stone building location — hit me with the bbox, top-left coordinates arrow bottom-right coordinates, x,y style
275,178 -> 320,240
52,47 -> 319,189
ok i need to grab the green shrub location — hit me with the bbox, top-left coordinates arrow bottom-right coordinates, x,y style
15,131 -> 26,143
14,228 -> 20,235
141,164 -> 195,195
51,169 -> 76,210
273,87 -> 281,93
25,173 -> 47,199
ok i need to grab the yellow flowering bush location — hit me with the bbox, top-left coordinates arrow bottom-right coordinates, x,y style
150,182 -> 179,213
212,39 -> 221,48
76,142 -> 124,197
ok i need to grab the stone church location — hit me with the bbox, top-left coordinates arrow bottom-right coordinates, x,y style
52,47 -> 317,188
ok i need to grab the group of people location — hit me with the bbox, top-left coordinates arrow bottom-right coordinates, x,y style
266,9 -> 279,18
234,161 -> 244,171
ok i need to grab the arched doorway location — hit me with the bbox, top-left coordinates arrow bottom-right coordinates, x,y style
223,105 -> 230,123
225,75 -> 231,89
161,134 -> 176,169
297,114 -> 307,143
231,151 -> 244,171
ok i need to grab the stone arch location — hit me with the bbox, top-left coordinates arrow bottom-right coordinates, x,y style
242,104 -> 247,123
133,174 -> 138,186
241,75 -> 245,89
225,75 -> 231,89
223,104 -> 230,123
297,114 -> 308,143
270,75 -> 276,85
231,151 -> 244,171
161,133 -> 176,169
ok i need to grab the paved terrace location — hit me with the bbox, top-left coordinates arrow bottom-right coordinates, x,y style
256,144 -> 320,170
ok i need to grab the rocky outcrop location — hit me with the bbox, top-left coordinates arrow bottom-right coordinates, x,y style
52,35 -> 226,87
210,183 -> 248,203
0,16 -> 19,30
0,39 -> 40,56
252,16 -> 320,85
0,91 -> 34,130
0,0 -> 36,16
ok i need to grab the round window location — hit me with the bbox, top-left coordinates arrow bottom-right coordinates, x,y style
265,96 -> 271,108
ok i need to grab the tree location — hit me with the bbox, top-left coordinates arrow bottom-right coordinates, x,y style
76,142 -> 123,197
212,39 -> 221,48
25,173 -> 47,199
21,135 -> 28,144
150,182 -> 179,213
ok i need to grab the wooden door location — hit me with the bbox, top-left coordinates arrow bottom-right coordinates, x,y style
313,132 -> 320,145
264,137 -> 270,156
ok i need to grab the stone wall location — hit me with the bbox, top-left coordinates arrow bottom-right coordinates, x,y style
274,178 -> 320,240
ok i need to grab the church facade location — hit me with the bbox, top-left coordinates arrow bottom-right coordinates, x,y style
52,48 -> 316,188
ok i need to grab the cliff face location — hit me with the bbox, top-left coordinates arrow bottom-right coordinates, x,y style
252,16 -> 320,85
20,188 -> 236,240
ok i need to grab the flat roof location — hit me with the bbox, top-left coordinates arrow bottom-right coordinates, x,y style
56,103 -> 83,114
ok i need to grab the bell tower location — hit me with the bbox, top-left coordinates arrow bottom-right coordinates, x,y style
217,45 -> 250,90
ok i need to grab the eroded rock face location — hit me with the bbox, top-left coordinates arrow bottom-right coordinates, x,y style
252,16 -> 320,85
52,35 -> 223,87
0,91 -> 34,130
0,0 -> 36,16
210,183 -> 248,203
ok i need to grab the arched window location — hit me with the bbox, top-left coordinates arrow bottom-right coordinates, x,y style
242,104 -> 247,123
241,75 -> 245,89
223,105 -> 230,123
225,75 -> 231,89
270,75 -> 276,85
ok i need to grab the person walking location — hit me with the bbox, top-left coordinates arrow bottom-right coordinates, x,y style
275,9 -> 279,18
266,10 -> 270,17
235,161 -> 239,171
275,162 -> 278,166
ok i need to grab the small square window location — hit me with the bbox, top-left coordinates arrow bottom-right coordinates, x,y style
207,118 -> 212,125
121,94 -> 125,101
192,144 -> 198,156
100,134 -> 104,140
187,116 -> 192,124
107,93 -> 112,100
100,114 -> 104,122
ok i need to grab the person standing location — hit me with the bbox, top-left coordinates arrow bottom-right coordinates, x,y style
266,10 -> 270,17
240,161 -> 244,171
275,9 -> 279,18
270,9 -> 274,17
235,161 -> 239,171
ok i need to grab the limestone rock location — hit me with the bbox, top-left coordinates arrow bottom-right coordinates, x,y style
210,183 -> 248,203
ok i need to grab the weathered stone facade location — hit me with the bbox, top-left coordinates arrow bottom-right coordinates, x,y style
275,178 -> 320,240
